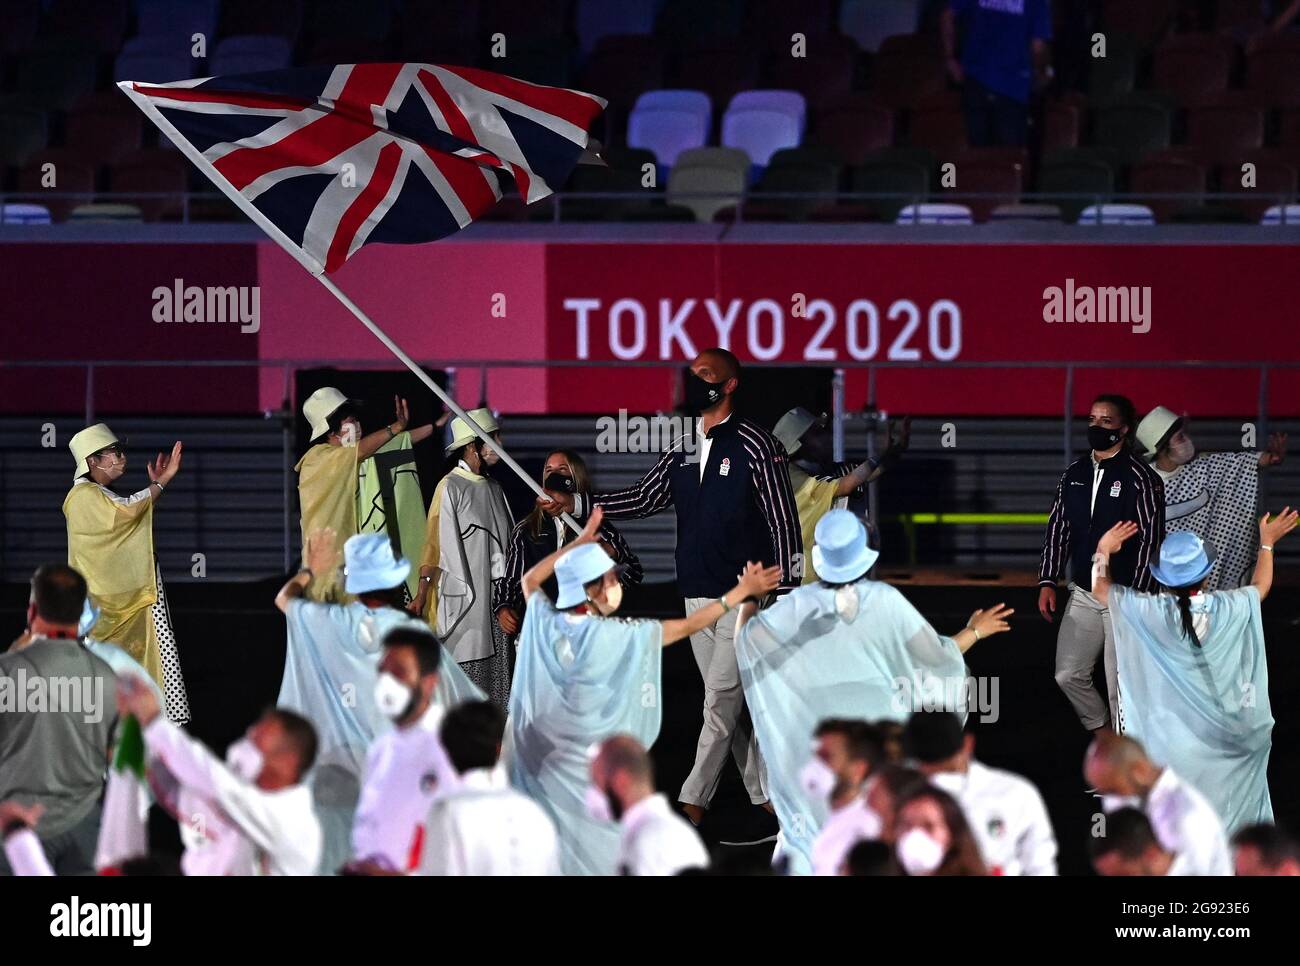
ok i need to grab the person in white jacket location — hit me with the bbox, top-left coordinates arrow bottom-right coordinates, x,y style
118,675 -> 322,876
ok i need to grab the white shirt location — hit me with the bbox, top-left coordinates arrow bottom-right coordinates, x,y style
418,767 -> 560,875
933,760 -> 1058,876
1090,452 -> 1105,514
144,718 -> 321,876
697,413 -> 732,480
619,793 -> 710,876
811,795 -> 883,876
1146,768 -> 1232,876
352,703 -> 459,871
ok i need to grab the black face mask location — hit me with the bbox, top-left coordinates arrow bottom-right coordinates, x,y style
1087,424 -> 1124,452
543,471 -> 575,493
684,370 -> 727,414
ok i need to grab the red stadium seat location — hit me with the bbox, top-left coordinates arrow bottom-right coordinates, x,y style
769,34 -> 858,113
1100,0 -> 1176,48
1128,158 -> 1207,222
1151,33 -> 1236,107
746,0 -> 837,50
63,93 -> 144,166
907,106 -> 967,159
1246,41 -> 1300,108
1222,151 -> 1298,221
109,150 -> 189,222
950,153 -> 1024,223
673,39 -> 762,117
1186,104 -> 1265,167
580,36 -> 666,115
869,46 -> 946,110
808,103 -> 895,166
16,149 -> 96,222
396,0 -> 481,62
1042,100 -> 1081,152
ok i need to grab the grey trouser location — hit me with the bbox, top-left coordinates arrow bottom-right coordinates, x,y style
678,597 -> 768,808
1053,583 -> 1118,731
0,802 -> 102,876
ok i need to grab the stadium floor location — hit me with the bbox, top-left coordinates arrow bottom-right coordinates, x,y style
4,578 -> 1297,877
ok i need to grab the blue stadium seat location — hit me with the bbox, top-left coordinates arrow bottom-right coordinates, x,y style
721,90 -> 806,174
627,90 -> 711,173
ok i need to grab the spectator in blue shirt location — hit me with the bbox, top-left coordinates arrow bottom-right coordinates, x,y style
942,0 -> 1053,146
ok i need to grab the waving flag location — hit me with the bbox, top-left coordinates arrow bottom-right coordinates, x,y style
118,64 -> 606,273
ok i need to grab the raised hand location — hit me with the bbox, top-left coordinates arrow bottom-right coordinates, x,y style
147,441 -> 183,484
394,396 -> 410,432
1097,521 -> 1139,556
1260,507 -> 1299,547
578,506 -> 604,544
967,603 -> 1014,640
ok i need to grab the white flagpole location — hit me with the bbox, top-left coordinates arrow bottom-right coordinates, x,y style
118,80 -> 583,535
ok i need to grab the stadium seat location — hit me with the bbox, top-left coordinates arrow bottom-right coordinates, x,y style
1186,105 -> 1265,167
673,38 -> 762,116
1038,157 -> 1115,223
16,48 -> 99,111
480,0 -> 572,41
951,154 -> 1024,223
63,94 -> 144,165
483,36 -> 576,88
1128,159 -> 1207,223
560,165 -> 654,221
211,36 -> 296,75
769,34 -> 859,113
113,37 -> 196,85
868,145 -> 937,183
109,150 -> 190,222
16,149 -> 96,222
43,0 -> 128,53
869,42 -> 946,110
849,158 -> 929,221
907,106 -> 967,159
1042,101 -> 1081,152
746,0 -> 837,47
580,36 -> 666,117
302,37 -> 390,67
896,203 -> 973,225
988,203 -> 1062,223
303,0 -> 394,43
1261,203 -> 1300,224
838,0 -> 925,53
0,0 -> 39,54
808,103 -> 895,166
1099,0 -> 1175,49
1222,154 -> 1298,221
576,0 -> 658,55
627,90 -> 712,173
1093,101 -> 1172,166
1077,203 -> 1156,225
1151,33 -> 1235,107
665,147 -> 749,221
1281,108 -> 1300,148
219,0 -> 305,40
1087,32 -> 1140,101
68,203 -> 144,223
721,91 -> 807,172
657,0 -> 746,46
746,154 -> 840,219
0,106 -> 48,168
2,203 -> 52,225
135,0 -> 220,45
394,0 -> 478,62
1246,42 -> 1300,108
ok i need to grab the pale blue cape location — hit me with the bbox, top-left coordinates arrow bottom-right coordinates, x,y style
280,599 -> 484,873
737,579 -> 969,875
507,594 -> 663,876
1110,584 -> 1274,832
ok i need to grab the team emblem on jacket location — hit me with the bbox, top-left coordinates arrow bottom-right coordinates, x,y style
1110,480 -> 1122,498
987,817 -> 1006,839
719,457 -> 731,477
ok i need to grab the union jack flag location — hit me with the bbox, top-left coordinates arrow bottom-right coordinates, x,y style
118,64 -> 606,274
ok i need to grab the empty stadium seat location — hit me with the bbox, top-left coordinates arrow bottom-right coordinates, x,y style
580,36 -> 665,116
302,37 -> 390,67
746,154 -> 840,219
627,91 -> 711,173
135,0 -> 220,44
395,0 -> 479,62
304,0 -> 395,43
1187,105 -> 1265,167
219,0 -> 304,40
1077,203 -> 1156,225
68,203 -> 144,222
1093,101 -> 1172,166
1261,203 -> 1300,224
1223,154 -> 1298,221
109,150 -> 190,221
560,165 -> 654,221
17,48 -> 99,111
16,149 -> 96,222
657,0 -> 746,46
951,153 -> 1025,223
674,39 -> 762,116
1151,33 -> 1235,107
869,42 -> 946,110
1038,157 -> 1115,222
665,147 -> 749,221
746,0 -> 838,50
1246,42 -> 1300,108
838,0 -> 925,53
209,35 -> 294,75
989,203 -> 1062,223
576,0 -> 657,55
808,103 -> 895,166
850,158 -> 929,221
896,203 -> 973,225
63,95 -> 144,165
1128,158 -> 1207,222
1087,32 -> 1140,101
721,91 -> 807,172
769,34 -> 858,112
908,106 -> 967,159
113,37 -> 196,85
2,203 -> 52,225
44,0 -> 128,53
1042,101 -> 1081,152
0,105 -> 48,167
1099,0 -> 1175,48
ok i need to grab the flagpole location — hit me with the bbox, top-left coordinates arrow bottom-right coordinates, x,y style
117,80 -> 584,536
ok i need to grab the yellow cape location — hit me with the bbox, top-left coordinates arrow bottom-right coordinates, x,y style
295,442 -> 359,602
790,464 -> 839,584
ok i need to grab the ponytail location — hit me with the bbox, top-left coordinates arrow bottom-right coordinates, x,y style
1173,586 -> 1201,648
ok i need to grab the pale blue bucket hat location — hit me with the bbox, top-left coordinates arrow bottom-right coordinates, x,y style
555,543 -> 617,609
344,533 -> 411,595
811,509 -> 879,583
1150,531 -> 1216,588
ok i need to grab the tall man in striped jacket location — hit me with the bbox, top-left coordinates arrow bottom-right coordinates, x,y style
1039,394 -> 1165,733
545,349 -> 803,830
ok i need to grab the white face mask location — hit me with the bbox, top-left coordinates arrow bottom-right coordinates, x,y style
225,738 -> 264,783
583,784 -> 615,824
374,672 -> 414,720
1101,794 -> 1142,813
897,827 -> 946,875
799,757 -> 838,802
1170,437 -> 1195,466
